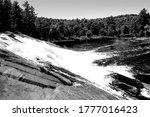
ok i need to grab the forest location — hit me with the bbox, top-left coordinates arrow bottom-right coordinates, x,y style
0,0 -> 150,42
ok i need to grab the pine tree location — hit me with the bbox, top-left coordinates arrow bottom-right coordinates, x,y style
11,1 -> 23,32
137,8 -> 150,36
138,8 -> 150,27
22,1 -> 37,37
2,0 -> 12,31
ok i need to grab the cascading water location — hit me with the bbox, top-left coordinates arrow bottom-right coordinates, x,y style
0,33 -> 150,99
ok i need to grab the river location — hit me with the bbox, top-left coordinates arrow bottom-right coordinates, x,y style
1,33 -> 150,100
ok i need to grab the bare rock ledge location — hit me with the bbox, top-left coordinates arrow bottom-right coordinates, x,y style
0,49 -> 118,100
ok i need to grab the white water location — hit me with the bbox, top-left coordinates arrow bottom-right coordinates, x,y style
1,33 -> 149,98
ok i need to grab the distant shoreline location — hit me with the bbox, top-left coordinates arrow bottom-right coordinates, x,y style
52,36 -> 115,46
52,36 -> 150,46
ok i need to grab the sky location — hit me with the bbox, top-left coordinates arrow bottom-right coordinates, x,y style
12,0 -> 150,19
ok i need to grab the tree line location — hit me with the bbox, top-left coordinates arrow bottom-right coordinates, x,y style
0,0 -> 150,42
0,0 -> 37,37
